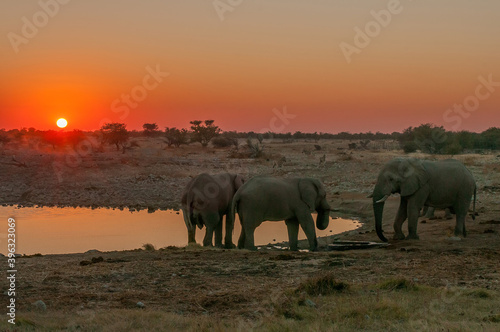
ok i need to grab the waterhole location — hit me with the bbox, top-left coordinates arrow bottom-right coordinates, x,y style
1,206 -> 361,254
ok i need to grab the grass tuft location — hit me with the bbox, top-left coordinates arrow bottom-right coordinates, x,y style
377,278 -> 418,291
296,273 -> 349,296
484,314 -> 500,322
466,289 -> 491,298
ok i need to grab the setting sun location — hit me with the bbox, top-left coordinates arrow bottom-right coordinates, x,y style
57,118 -> 68,128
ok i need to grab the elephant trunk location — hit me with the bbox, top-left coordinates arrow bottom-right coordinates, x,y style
372,185 -> 388,242
316,199 -> 331,230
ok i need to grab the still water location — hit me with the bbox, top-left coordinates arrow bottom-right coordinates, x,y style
1,206 -> 361,255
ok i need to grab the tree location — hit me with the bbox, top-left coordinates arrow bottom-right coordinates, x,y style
0,130 -> 10,148
100,123 -> 129,151
67,130 -> 86,149
398,124 -> 448,154
42,130 -> 64,149
142,123 -> 160,137
190,120 -> 221,147
164,127 -> 189,147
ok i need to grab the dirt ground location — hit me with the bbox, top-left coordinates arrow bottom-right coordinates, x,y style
1,138 -> 499,330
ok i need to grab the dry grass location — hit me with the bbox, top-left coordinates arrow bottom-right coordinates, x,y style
7,281 -> 498,331
377,277 -> 419,291
295,273 -> 349,296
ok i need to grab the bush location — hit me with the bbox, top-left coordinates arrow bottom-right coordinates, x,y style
443,141 -> 463,155
164,127 -> 189,147
211,136 -> 237,148
402,141 -> 418,153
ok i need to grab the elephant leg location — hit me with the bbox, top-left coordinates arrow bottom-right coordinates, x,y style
297,211 -> 318,251
285,218 -> 300,251
445,208 -> 453,220
406,199 -> 422,240
214,217 -> 223,248
224,212 -> 236,249
393,198 -> 407,240
425,207 -> 437,220
420,206 -> 428,217
239,215 -> 258,250
202,213 -> 220,247
188,226 -> 196,244
237,227 -> 246,249
203,226 -> 214,247
243,224 -> 257,250
454,205 -> 467,237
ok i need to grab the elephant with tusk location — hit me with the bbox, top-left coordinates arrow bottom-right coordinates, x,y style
181,173 -> 245,248
232,176 -> 331,251
371,158 -> 476,242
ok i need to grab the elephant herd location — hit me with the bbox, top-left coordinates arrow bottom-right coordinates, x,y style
181,158 -> 477,251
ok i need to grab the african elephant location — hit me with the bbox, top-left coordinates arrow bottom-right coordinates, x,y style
370,158 -> 476,241
232,177 -> 331,251
181,173 -> 244,248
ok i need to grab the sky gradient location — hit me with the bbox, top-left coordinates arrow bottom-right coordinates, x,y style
1,0 -> 499,133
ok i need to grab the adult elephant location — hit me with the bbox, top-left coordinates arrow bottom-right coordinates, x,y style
181,173 -> 244,248
370,158 -> 476,242
232,177 -> 331,251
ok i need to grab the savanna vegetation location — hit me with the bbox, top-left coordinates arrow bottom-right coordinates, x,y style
1,122 -> 498,155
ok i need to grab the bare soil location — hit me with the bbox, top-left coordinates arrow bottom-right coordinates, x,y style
1,138 -> 499,330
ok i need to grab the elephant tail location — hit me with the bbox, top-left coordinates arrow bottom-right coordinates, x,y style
471,185 -> 477,221
230,191 -> 240,229
182,205 -> 195,233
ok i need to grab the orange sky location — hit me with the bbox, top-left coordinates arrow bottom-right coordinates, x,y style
1,0 -> 499,133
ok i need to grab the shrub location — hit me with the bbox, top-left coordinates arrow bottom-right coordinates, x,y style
142,243 -> 156,251
164,127 -> 189,147
211,136 -> 237,148
246,138 -> 264,158
443,141 -> 463,155
402,141 -> 418,153
296,274 -> 349,296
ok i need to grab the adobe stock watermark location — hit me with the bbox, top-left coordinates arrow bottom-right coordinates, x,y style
409,282 -> 464,330
213,0 -> 243,21
105,65 -> 170,126
7,0 -> 71,54
260,106 -> 296,134
443,74 -> 499,130
339,0 -> 412,64
400,73 -> 498,155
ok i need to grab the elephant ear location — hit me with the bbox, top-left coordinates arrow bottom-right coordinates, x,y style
233,174 -> 245,190
400,159 -> 430,197
299,179 -> 324,211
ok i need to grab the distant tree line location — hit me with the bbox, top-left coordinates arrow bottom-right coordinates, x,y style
1,122 -> 499,154
398,124 -> 500,154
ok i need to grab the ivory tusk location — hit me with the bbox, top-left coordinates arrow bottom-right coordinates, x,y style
366,193 -> 373,198
375,195 -> 389,203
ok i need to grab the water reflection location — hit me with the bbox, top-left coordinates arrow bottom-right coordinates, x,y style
0,206 -> 360,255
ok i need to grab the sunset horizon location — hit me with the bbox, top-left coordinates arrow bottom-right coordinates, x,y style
2,1 -> 499,134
